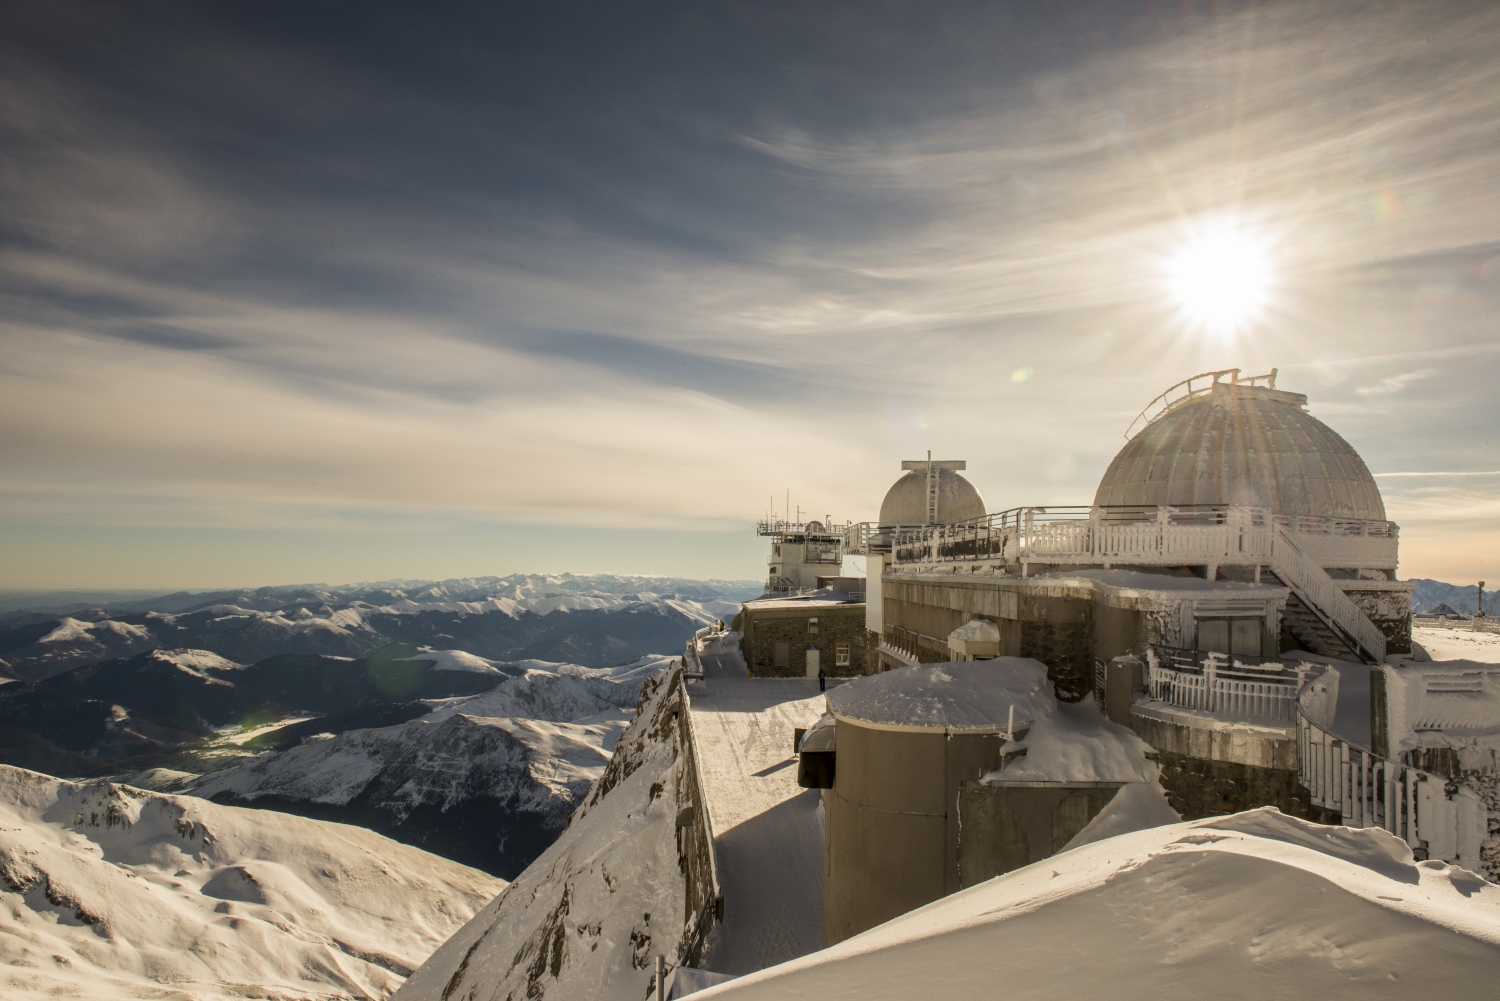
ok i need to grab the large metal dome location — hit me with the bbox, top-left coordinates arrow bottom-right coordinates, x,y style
1094,377 -> 1386,521
879,468 -> 986,526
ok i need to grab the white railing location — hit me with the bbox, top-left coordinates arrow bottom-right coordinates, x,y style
1297,707 -> 1487,867
892,505 -> 1396,571
885,504 -> 1390,664
1269,526 -> 1387,663
1147,649 -> 1306,724
683,626 -> 712,678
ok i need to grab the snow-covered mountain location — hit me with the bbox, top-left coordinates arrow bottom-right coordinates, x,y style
0,574 -> 756,682
188,662 -> 661,877
1411,578 -> 1499,616
0,764 -> 503,1001
394,666 -> 689,1001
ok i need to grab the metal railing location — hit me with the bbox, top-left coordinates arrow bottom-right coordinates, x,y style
1124,368 -> 1280,440
757,518 -> 853,540
1297,703 -> 1487,867
1146,647 -> 1311,724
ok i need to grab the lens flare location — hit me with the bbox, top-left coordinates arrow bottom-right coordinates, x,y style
1166,221 -> 1274,334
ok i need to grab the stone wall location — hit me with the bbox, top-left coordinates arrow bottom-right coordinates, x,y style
1153,750 -> 1336,823
742,605 -> 874,677
1344,585 -> 1414,655
1020,620 -> 1092,703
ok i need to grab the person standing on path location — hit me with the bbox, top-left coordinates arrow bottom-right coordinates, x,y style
818,668 -> 826,692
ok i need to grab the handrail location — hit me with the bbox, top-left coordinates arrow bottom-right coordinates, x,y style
1123,368 -> 1279,439
1269,526 -> 1386,663
1296,701 -> 1485,867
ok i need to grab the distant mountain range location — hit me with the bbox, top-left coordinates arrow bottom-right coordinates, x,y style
0,573 -> 759,682
1409,579 -> 1499,616
0,573 -> 750,880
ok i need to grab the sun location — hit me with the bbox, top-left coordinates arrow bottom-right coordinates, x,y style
1166,221 -> 1274,334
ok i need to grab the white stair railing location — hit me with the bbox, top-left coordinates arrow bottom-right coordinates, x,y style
1270,526 -> 1386,663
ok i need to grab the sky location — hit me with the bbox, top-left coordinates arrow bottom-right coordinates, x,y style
1,0 -> 1498,590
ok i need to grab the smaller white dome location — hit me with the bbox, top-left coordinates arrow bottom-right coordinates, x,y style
879,469 -> 986,527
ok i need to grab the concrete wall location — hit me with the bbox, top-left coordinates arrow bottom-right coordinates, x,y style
742,604 -> 874,677
823,719 -> 999,945
1343,583 -> 1414,655
954,783 -> 1119,885
879,575 -> 1094,702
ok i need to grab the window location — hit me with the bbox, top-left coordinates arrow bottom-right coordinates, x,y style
836,643 -> 850,667
808,616 -> 819,634
774,642 -> 790,668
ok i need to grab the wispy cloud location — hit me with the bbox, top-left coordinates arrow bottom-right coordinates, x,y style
2,0 -> 1499,584
1357,369 -> 1439,396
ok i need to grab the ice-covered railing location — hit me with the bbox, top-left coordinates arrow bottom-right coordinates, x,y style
1297,692 -> 1487,868
1146,647 -> 1317,725
890,505 -> 1396,569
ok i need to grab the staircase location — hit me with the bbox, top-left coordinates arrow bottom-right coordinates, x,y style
1277,590 -> 1359,660
1268,526 -> 1386,664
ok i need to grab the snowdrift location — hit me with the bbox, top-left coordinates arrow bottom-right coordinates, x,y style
0,765 -> 503,1001
700,808 -> 1500,1000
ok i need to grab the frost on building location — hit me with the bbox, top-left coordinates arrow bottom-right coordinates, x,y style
1372,660 -> 1499,864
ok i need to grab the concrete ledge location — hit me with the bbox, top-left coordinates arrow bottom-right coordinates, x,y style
1130,700 -> 1296,770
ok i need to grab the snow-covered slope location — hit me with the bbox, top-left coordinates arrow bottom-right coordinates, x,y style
191,707 -> 630,878
394,668 -> 690,1001
421,664 -> 648,723
0,765 -> 503,1001
700,808 -> 1500,1000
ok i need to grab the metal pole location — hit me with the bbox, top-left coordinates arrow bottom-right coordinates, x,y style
656,955 -> 665,1001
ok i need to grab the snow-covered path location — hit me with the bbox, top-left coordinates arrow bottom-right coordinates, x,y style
1414,625 -> 1500,664
686,677 -> 827,975
700,630 -> 748,677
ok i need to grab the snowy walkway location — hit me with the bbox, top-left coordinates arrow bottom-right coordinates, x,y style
700,631 -> 748,678
686,676 -> 827,975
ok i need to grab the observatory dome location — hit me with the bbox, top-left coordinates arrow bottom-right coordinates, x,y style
1094,378 -> 1386,521
879,468 -> 986,527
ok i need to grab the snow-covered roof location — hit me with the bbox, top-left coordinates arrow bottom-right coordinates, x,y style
743,593 -> 863,610
825,659 -> 1054,733
694,809 -> 1500,1001
947,619 -> 1000,643
1381,660 -> 1500,747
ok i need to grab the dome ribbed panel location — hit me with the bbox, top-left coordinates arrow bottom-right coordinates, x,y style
1093,390 -> 1385,520
879,469 -> 987,526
